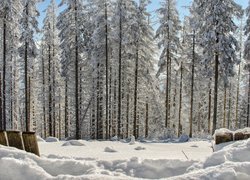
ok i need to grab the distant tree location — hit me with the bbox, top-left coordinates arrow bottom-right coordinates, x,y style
155,0 -> 181,129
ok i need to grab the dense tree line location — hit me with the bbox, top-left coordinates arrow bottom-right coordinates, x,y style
0,0 -> 249,140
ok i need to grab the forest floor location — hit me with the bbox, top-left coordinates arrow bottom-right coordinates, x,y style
0,137 -> 250,179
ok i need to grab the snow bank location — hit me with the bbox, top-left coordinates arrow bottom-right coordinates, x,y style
45,137 -> 59,142
170,138 -> 250,180
36,136 -> 45,142
178,134 -> 189,143
62,140 -> 85,146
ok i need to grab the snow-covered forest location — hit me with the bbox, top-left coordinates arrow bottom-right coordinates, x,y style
0,0 -> 250,140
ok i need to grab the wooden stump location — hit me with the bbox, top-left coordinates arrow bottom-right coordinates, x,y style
7,131 -> 24,150
243,133 -> 250,140
0,131 -> 8,146
22,132 -> 40,156
234,132 -> 244,141
215,132 -> 233,145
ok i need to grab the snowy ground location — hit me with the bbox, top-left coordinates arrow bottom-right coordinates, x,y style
0,137 -> 250,179
39,140 -> 212,161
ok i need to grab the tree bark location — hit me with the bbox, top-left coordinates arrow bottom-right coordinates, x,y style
2,16 -> 7,131
235,65 -> 240,128
105,1 -> 109,140
25,4 -> 30,132
75,2 -> 80,139
64,79 -> 68,138
247,70 -> 250,127
223,87 -> 227,128
0,74 -> 2,130
133,45 -> 139,139
117,0 -> 123,139
189,30 -> 195,138
178,62 -> 183,137
213,53 -> 219,134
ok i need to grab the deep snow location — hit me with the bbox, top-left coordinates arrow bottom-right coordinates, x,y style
0,137 -> 249,179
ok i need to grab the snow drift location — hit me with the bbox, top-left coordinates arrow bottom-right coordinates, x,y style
0,138 -> 250,179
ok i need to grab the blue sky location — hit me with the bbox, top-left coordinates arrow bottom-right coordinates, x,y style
37,0 -> 249,34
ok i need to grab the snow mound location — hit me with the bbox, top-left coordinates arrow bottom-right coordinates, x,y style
62,140 -> 85,146
214,128 -> 233,137
179,134 -> 189,143
36,136 -> 45,142
45,137 -> 59,142
98,157 -> 194,179
170,139 -> 250,180
235,127 -> 250,134
0,145 -> 96,179
104,147 -> 117,153
129,136 -> 136,145
134,146 -> 146,150
110,136 -> 118,141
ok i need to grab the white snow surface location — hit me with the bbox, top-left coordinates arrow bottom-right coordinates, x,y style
1,138 -> 250,179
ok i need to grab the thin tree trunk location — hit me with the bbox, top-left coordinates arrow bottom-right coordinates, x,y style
75,2 -> 80,139
178,63 -> 183,137
133,45 -> 139,139
65,79 -> 68,138
108,66 -> 112,138
105,1 -> 109,140
2,15 -> 7,130
117,0 -> 122,139
145,101 -> 149,138
212,51 -> 219,134
0,73 -> 2,130
247,70 -> 250,127
208,79 -> 212,133
189,30 -> 195,138
2,16 -> 7,130
223,87 -> 227,128
235,65 -> 241,128
126,92 -> 129,138
227,83 -> 232,129
48,44 -> 52,136
42,47 -> 46,137
165,0 -> 170,129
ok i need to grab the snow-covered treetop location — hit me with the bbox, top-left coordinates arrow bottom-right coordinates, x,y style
192,0 -> 243,83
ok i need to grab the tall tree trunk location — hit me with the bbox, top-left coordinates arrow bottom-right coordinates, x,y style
59,91 -> 61,139
2,16 -> 7,130
126,91 -> 130,138
145,99 -> 149,138
0,73 -> 2,130
227,83 -> 232,129
117,0 -> 122,139
24,3 -> 30,132
105,1 -> 109,140
133,45 -> 139,139
48,44 -> 52,136
75,2 -> 80,139
65,79 -> 68,138
223,87 -> 227,128
212,47 -> 219,134
178,62 -> 183,137
208,79 -> 212,133
247,70 -> 250,127
42,48 -> 46,137
108,66 -> 112,138
189,30 -> 195,138
235,65 -> 241,128
165,0 -> 170,129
